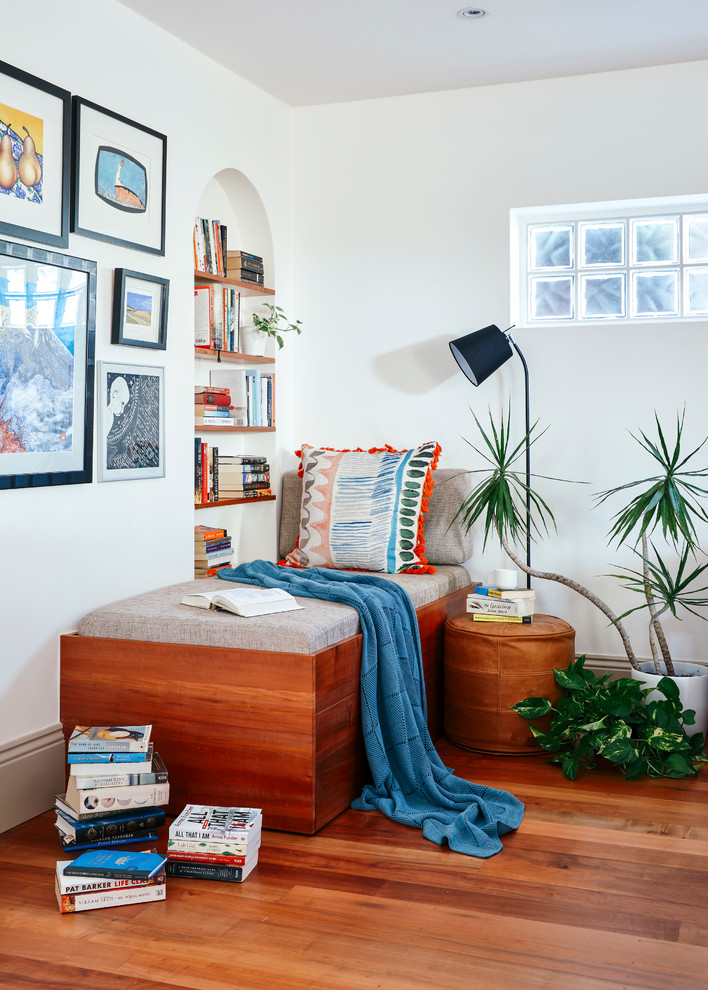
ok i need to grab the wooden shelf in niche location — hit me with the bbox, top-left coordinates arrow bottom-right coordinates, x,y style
194,269 -> 275,296
195,346 -> 275,365
195,495 -> 276,510
195,425 -> 275,433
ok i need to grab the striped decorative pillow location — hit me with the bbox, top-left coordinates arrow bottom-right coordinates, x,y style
281,442 -> 441,574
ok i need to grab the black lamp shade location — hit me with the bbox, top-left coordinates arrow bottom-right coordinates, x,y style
449,324 -> 513,386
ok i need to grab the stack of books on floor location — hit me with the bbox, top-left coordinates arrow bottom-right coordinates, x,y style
55,725 -> 169,855
166,805 -> 262,883
194,524 -> 233,577
466,585 -> 536,623
227,250 -> 264,285
56,848 -> 167,914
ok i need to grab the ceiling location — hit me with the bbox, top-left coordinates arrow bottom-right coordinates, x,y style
118,0 -> 708,107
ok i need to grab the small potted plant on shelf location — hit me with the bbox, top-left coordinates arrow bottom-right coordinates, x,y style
453,405 -> 708,752
251,304 -> 302,350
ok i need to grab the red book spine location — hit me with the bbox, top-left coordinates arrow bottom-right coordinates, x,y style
201,443 -> 208,503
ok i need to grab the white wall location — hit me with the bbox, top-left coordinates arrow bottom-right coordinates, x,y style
0,0 -> 294,762
291,60 -> 708,665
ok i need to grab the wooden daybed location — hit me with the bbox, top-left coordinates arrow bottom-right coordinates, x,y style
60,469 -> 475,835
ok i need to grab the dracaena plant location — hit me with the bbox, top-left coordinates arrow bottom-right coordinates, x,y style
511,656 -> 707,781
454,405 -> 708,674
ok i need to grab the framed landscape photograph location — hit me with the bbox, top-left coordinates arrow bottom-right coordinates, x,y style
0,240 -> 96,490
72,97 -> 166,255
0,60 -> 71,248
98,361 -> 165,482
112,268 -> 169,349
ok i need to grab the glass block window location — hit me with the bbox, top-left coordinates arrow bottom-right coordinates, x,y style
515,200 -> 708,325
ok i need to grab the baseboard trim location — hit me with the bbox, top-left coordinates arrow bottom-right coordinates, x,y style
583,654 -> 708,679
0,724 -> 65,834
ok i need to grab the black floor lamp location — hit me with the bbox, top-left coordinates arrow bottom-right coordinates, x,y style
449,324 -> 532,589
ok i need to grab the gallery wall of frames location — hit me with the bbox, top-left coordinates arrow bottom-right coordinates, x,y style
0,59 -> 169,491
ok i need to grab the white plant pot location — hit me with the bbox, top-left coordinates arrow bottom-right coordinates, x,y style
631,661 -> 708,739
239,324 -> 274,357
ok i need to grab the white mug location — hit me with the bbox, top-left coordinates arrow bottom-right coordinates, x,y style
493,568 -> 517,590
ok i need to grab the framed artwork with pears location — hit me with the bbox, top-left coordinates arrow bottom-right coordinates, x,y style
0,60 -> 71,248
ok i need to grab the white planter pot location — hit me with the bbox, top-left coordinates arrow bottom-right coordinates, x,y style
239,324 -> 274,357
631,661 -> 708,739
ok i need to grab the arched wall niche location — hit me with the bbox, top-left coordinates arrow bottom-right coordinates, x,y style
196,167 -> 275,285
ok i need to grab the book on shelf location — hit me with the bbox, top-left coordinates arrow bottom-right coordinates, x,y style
218,470 -> 269,484
195,391 -> 231,406
195,525 -> 228,541
56,828 -> 159,852
194,217 -> 228,277
194,567 -> 226,579
165,854 -> 258,883
245,369 -> 261,426
169,805 -> 262,842
195,404 -> 232,416
474,585 -> 536,600
194,538 -> 232,554
54,805 -> 166,841
68,725 -> 152,754
235,270 -> 265,285
63,777 -> 170,817
181,587 -> 302,618
217,455 -> 268,465
70,752 -> 167,788
195,416 -> 236,427
466,594 -> 535,617
62,848 -> 167,881
218,481 -> 271,494
194,285 -> 213,346
227,249 -> 264,272
209,368 -> 249,425
471,613 -> 532,624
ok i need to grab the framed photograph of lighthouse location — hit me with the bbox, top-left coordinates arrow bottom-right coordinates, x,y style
71,97 -> 166,255
0,60 -> 71,248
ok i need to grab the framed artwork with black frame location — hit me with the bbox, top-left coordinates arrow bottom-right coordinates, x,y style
112,268 -> 169,350
97,361 -> 165,482
0,240 -> 96,490
0,60 -> 71,248
71,97 -> 166,255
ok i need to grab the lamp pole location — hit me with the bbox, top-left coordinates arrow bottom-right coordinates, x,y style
506,330 -> 531,589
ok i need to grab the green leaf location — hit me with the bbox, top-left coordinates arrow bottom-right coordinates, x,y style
554,667 -> 589,691
511,697 -> 552,719
666,752 -> 693,775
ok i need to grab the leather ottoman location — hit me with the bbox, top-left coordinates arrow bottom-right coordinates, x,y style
443,612 -> 575,754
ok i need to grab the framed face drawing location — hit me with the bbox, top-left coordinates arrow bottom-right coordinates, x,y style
0,60 -> 71,248
0,240 -> 95,490
72,97 -> 166,255
97,361 -> 165,482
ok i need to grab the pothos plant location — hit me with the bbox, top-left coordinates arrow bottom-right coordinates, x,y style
454,405 -> 708,675
511,655 -> 707,780
251,304 -> 302,350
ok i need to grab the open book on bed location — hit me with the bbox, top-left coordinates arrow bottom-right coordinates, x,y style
181,586 -> 303,618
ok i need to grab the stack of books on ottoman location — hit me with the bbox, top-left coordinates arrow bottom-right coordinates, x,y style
466,585 -> 536,624
166,804 -> 262,883
55,725 -> 169,853
55,848 -> 167,913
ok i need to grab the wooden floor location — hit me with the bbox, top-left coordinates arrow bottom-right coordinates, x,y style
2,738 -> 707,990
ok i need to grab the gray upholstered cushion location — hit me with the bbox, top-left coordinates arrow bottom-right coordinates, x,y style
278,468 -> 474,565
77,567 -> 472,654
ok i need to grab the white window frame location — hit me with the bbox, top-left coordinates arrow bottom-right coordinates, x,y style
510,193 -> 708,328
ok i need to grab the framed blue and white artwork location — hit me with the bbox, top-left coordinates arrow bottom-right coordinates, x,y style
97,360 -> 165,483
0,240 -> 95,490
71,97 -> 166,255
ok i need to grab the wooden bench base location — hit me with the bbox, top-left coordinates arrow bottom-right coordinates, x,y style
60,585 -> 471,834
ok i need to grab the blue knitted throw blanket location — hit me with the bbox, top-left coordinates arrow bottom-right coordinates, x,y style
219,561 -> 524,857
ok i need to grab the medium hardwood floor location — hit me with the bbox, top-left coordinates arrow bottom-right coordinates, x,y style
2,738 -> 707,990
